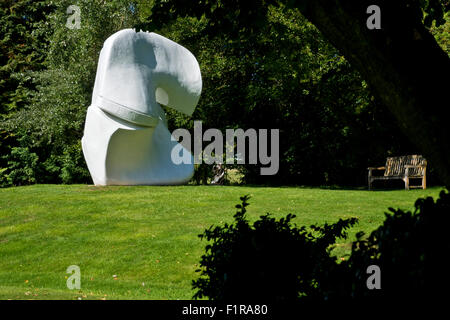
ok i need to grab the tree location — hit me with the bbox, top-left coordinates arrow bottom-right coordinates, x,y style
2,0 -> 140,185
0,1 -> 54,184
3,1 -> 447,186
0,0 -> 53,115
291,0 -> 450,186
138,0 -> 450,186
148,3 -> 417,186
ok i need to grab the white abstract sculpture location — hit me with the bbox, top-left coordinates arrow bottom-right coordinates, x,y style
82,29 -> 202,185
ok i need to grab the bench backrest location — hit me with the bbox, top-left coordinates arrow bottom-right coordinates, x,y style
384,155 -> 426,177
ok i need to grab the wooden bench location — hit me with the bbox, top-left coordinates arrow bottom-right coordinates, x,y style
368,155 -> 427,190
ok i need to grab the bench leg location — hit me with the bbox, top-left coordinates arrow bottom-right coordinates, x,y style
404,177 -> 410,190
422,174 -> 426,189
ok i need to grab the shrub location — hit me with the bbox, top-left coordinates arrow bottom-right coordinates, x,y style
345,190 -> 450,299
59,142 -> 91,184
193,190 -> 450,301
192,195 -> 357,301
1,146 -> 38,187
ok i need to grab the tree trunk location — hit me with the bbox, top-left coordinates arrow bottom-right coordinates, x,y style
296,0 -> 450,186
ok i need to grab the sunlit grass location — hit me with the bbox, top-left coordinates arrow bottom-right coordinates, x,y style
0,184 -> 443,299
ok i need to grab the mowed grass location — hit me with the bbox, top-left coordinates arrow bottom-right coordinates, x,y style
0,184 -> 443,300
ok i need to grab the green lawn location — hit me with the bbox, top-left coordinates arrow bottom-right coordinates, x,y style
0,184 -> 443,300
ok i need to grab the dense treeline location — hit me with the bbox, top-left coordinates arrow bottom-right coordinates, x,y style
1,0 -> 448,186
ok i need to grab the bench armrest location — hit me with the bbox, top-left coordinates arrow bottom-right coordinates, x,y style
367,166 -> 385,170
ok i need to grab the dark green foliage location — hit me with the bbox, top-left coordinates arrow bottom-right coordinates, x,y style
140,1 -> 450,187
1,147 -> 38,186
136,0 -> 271,38
1,135 -> 39,186
194,191 -> 450,300
1,1 -> 448,186
0,0 -> 54,181
0,0 -> 54,114
1,0 -> 139,185
345,190 -> 450,299
157,5 -> 419,186
420,0 -> 448,27
192,195 -> 357,301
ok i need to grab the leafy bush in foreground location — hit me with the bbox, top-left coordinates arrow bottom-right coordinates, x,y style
192,195 -> 357,301
193,190 -> 450,300
345,190 -> 450,299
